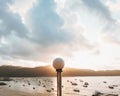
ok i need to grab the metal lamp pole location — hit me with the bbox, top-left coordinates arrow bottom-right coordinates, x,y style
53,58 -> 64,96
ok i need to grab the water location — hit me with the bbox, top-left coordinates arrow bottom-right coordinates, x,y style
3,76 -> 120,96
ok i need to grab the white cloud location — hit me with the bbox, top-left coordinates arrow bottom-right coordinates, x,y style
105,0 -> 120,13
9,0 -> 36,17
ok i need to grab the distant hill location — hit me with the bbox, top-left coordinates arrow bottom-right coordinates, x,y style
0,65 -> 120,77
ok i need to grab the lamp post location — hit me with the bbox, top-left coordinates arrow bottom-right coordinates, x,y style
53,58 -> 64,96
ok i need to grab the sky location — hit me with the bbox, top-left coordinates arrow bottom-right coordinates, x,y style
0,0 -> 120,70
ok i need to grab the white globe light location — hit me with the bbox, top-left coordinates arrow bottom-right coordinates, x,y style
53,58 -> 64,69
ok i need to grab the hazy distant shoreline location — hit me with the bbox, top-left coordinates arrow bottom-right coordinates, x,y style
0,65 -> 120,77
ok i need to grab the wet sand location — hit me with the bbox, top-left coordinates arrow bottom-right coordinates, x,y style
0,86 -> 54,96
0,86 -> 119,96
0,77 -> 120,96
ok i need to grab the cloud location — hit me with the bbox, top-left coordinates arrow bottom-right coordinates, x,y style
65,0 -> 113,21
105,0 -> 120,13
66,0 -> 120,45
25,0 -> 72,46
82,0 -> 114,22
0,0 -> 33,61
0,0 -> 73,63
103,26 -> 120,47
0,0 -> 120,69
82,0 -> 120,44
56,0 -> 97,49
0,0 -> 117,58
0,0 -> 28,38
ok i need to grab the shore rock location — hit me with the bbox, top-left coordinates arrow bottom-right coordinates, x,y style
0,82 -> 7,86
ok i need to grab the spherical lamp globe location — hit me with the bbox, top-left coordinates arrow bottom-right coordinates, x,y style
53,58 -> 64,70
